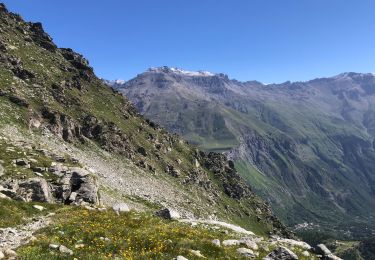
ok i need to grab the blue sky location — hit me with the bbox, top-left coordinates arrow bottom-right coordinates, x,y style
3,0 -> 375,83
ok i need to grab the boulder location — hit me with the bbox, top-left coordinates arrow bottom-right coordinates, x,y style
112,203 -> 130,213
3,249 -> 17,258
315,244 -> 331,256
155,208 -> 181,220
190,250 -> 205,258
212,239 -> 221,247
137,146 -> 147,156
33,205 -> 45,211
176,256 -> 188,260
18,178 -> 54,203
237,248 -> 255,258
314,244 -> 343,260
70,168 -> 98,204
239,237 -> 258,250
58,168 -> 98,205
32,167 -> 46,173
59,245 -> 73,255
222,239 -> 240,246
263,246 -> 298,260
8,95 -> 30,107
68,192 -> 77,202
15,158 -> 29,166
49,244 -> 59,249
0,192 -> 11,200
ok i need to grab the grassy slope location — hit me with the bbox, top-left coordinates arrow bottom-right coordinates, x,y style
0,199 -> 58,228
10,202 -> 314,260
0,5 -> 287,239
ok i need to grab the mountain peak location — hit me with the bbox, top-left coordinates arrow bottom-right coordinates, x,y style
148,66 -> 216,77
333,72 -> 375,80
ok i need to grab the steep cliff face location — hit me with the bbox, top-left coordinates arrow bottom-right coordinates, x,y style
117,67 -> 375,239
0,3 -> 290,238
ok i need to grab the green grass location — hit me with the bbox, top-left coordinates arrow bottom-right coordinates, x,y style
17,206 -> 315,260
0,198 -> 58,228
0,138 -> 79,181
17,207 -> 248,259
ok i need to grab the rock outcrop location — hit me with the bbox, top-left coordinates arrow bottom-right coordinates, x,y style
263,246 -> 298,260
0,178 -> 53,203
0,168 -> 99,205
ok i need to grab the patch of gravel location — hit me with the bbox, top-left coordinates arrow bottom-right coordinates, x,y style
0,126 -> 212,218
0,215 -> 51,250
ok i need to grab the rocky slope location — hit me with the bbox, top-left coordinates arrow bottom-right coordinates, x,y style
0,3 -> 331,259
115,67 -> 375,239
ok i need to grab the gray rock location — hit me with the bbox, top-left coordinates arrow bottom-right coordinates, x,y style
0,163 -> 4,176
315,244 -> 343,260
17,178 -> 54,203
0,192 -> 11,200
112,203 -> 130,212
237,247 -> 255,258
53,155 -> 66,162
59,168 -> 99,205
0,251 -> 4,259
326,254 -> 343,260
15,158 -> 29,166
212,239 -> 221,247
176,256 -> 189,260
32,167 -> 46,173
68,192 -> 77,202
0,187 -> 20,200
49,164 -> 68,175
3,249 -> 17,258
69,168 -> 98,204
239,237 -> 258,250
49,244 -> 60,249
33,205 -> 45,211
315,244 -> 331,256
222,239 -> 240,246
155,208 -> 180,220
59,245 -> 73,255
263,246 -> 298,260
190,250 -> 205,258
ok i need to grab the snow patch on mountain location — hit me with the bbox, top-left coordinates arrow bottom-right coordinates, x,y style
148,66 -> 216,77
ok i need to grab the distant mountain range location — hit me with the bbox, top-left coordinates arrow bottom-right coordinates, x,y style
110,67 -> 375,239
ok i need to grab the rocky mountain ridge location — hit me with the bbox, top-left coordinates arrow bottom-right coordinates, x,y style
0,3 -> 336,259
114,66 -> 375,239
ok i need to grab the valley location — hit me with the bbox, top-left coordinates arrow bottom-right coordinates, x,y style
115,67 -> 375,241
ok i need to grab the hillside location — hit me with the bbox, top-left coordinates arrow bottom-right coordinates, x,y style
116,67 -> 375,239
0,3 -> 331,259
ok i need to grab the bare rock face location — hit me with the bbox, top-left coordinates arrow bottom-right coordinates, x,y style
315,244 -> 331,256
199,151 -> 250,199
155,208 -> 181,220
57,168 -> 98,205
0,178 -> 53,203
28,22 -> 57,52
60,48 -> 92,72
263,246 -> 298,260
315,244 -> 343,260
0,169 -> 99,205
